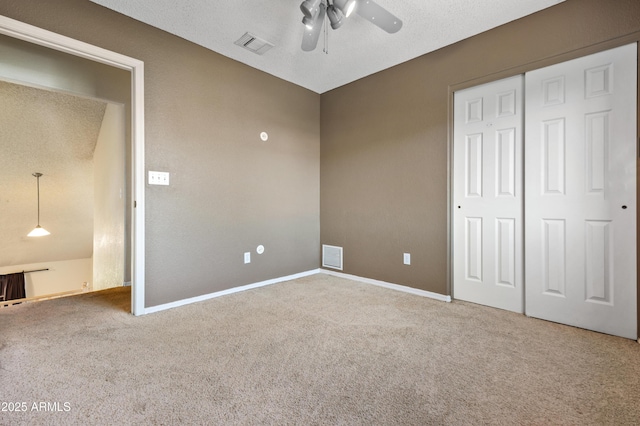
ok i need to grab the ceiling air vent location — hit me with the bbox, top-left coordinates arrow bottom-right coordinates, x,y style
234,32 -> 274,55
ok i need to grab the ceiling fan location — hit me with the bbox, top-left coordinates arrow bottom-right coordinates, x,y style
300,0 -> 403,52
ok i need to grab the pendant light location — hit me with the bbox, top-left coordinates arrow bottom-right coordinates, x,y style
27,172 -> 50,237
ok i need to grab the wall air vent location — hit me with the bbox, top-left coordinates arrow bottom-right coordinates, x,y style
234,32 -> 274,55
322,244 -> 343,270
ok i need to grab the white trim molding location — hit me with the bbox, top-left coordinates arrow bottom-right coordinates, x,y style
320,269 -> 452,302
128,268 -> 453,315
0,15 -> 146,315
145,269 -> 321,314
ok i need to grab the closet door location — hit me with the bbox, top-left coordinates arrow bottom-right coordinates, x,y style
453,75 -> 524,313
525,43 -> 637,339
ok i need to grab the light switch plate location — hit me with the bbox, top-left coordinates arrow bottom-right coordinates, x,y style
244,252 -> 251,264
149,171 -> 170,185
403,253 -> 411,265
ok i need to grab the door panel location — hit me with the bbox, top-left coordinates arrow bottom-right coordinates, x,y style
524,43 -> 637,339
453,75 -> 524,313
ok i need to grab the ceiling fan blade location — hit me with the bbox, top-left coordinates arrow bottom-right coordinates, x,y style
301,3 -> 326,52
355,0 -> 402,34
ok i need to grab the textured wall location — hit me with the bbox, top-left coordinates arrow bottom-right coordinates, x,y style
320,0 -> 640,296
0,80 -> 104,267
0,0 -> 320,307
93,103 -> 125,291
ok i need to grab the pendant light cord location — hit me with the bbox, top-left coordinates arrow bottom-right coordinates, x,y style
33,172 -> 42,226
37,175 -> 40,225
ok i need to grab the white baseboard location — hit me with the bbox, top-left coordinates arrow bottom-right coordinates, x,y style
144,269 -> 321,314
144,268 -> 450,315
320,269 -> 452,303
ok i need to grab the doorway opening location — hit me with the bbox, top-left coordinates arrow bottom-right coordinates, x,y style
0,15 -> 146,315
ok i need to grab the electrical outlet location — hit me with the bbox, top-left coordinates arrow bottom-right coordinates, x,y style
244,252 -> 251,264
403,253 -> 411,265
149,171 -> 170,185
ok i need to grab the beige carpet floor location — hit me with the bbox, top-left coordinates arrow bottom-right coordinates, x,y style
1,273 -> 639,425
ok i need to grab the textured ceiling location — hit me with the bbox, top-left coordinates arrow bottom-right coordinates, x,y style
0,80 -> 106,267
90,0 -> 565,93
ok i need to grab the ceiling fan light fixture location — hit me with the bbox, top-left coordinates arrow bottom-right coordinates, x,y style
333,0 -> 356,18
300,0 -> 322,19
302,15 -> 315,29
327,6 -> 344,30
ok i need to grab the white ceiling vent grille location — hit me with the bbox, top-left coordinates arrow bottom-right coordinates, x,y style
234,32 -> 274,55
322,245 -> 343,270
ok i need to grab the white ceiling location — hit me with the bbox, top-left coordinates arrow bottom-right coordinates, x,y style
90,0 -> 564,93
0,80 -> 106,267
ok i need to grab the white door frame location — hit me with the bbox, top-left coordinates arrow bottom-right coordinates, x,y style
0,15 -> 146,315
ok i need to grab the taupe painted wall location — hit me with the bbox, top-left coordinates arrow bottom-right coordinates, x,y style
0,0 -> 320,307
321,0 -> 640,303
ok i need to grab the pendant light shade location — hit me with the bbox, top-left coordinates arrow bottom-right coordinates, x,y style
28,225 -> 50,237
27,172 -> 50,237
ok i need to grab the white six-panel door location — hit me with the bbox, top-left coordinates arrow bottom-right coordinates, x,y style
453,75 -> 524,313
453,44 -> 637,339
524,44 -> 637,339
